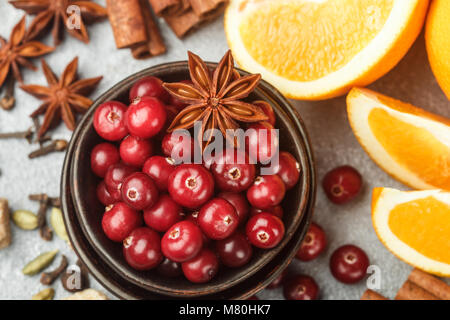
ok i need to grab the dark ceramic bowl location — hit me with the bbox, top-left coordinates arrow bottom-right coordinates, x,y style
62,61 -> 315,298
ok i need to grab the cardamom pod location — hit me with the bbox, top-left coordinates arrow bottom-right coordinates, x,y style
22,250 -> 59,276
50,207 -> 69,241
12,210 -> 38,230
32,288 -> 55,300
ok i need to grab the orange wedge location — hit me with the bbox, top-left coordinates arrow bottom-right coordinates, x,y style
347,87 -> 450,191
225,0 -> 429,100
372,187 -> 450,276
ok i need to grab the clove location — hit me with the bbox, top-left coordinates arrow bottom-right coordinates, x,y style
31,117 -> 52,146
0,76 -> 15,111
40,255 -> 68,285
36,194 -> 52,241
0,128 -> 33,143
28,139 -> 68,159
61,259 -> 90,293
29,194 -> 61,208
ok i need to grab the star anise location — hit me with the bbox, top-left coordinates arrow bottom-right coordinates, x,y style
21,57 -> 103,137
163,51 -> 268,149
0,15 -> 54,89
9,0 -> 108,45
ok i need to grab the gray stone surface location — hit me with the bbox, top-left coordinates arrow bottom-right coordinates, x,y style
0,1 -> 448,300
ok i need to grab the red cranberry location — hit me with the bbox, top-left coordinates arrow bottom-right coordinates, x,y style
296,222 -> 327,261
90,143 -> 120,177
123,227 -> 162,270
250,206 -> 283,219
330,244 -> 369,284
121,172 -> 159,210
185,211 -> 210,245
126,96 -> 167,139
168,164 -> 214,209
101,202 -> 142,242
267,151 -> 300,189
129,76 -> 170,103
93,101 -> 128,141
247,175 -> 286,209
161,131 -> 194,163
218,192 -> 250,226
267,269 -> 287,289
253,100 -> 276,126
97,180 -> 120,206
157,258 -> 182,278
182,248 -> 219,283
104,163 -> 136,194
283,275 -> 319,300
216,232 -> 252,268
143,194 -> 183,232
246,121 -> 279,163
142,156 -> 176,191
119,135 -> 154,167
246,212 -> 285,249
161,221 -> 203,262
198,198 -> 239,240
155,105 -> 178,141
322,165 -> 362,204
210,149 -> 256,193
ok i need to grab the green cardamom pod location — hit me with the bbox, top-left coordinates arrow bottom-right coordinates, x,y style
12,210 -> 38,230
50,207 -> 69,241
32,288 -> 55,300
22,250 -> 59,276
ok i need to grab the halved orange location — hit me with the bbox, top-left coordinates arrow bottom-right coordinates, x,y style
372,187 -> 450,276
225,0 -> 429,100
347,87 -> 450,191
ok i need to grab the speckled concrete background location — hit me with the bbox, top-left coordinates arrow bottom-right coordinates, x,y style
0,1 -> 448,300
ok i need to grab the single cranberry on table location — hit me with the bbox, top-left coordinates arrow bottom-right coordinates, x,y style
101,202 -> 142,242
266,151 -> 300,190
121,172 -> 159,210
246,121 -> 279,163
143,194 -> 183,232
129,76 -> 170,103
161,220 -> 203,263
253,100 -> 276,126
142,156 -> 176,191
198,198 -> 239,240
181,248 -> 219,283
123,227 -> 163,271
296,222 -> 327,262
218,192 -> 250,226
161,131 -> 194,163
250,205 -> 283,219
157,257 -> 182,278
247,175 -> 286,209
267,269 -> 287,289
90,143 -> 120,177
322,165 -> 362,204
210,149 -> 256,193
283,275 -> 319,300
330,244 -> 369,284
119,135 -> 154,168
104,163 -> 136,195
216,232 -> 252,268
93,101 -> 128,141
97,180 -> 120,206
246,212 -> 285,249
126,96 -> 167,139
168,164 -> 214,209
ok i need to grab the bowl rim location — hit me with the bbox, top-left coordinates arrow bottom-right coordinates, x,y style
66,60 -> 315,297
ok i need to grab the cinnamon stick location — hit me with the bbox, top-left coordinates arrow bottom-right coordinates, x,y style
408,268 -> 450,300
361,289 -> 388,300
163,9 -> 202,38
395,280 -> 439,300
148,0 -> 187,16
106,0 -> 148,49
189,0 -> 227,18
131,0 -> 166,59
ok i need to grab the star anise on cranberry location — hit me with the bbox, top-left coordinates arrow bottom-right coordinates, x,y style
163,50 -> 268,148
9,0 -> 107,45
21,57 -> 103,137
0,15 -> 54,89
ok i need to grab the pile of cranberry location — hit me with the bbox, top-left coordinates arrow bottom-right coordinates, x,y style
90,76 -> 301,284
